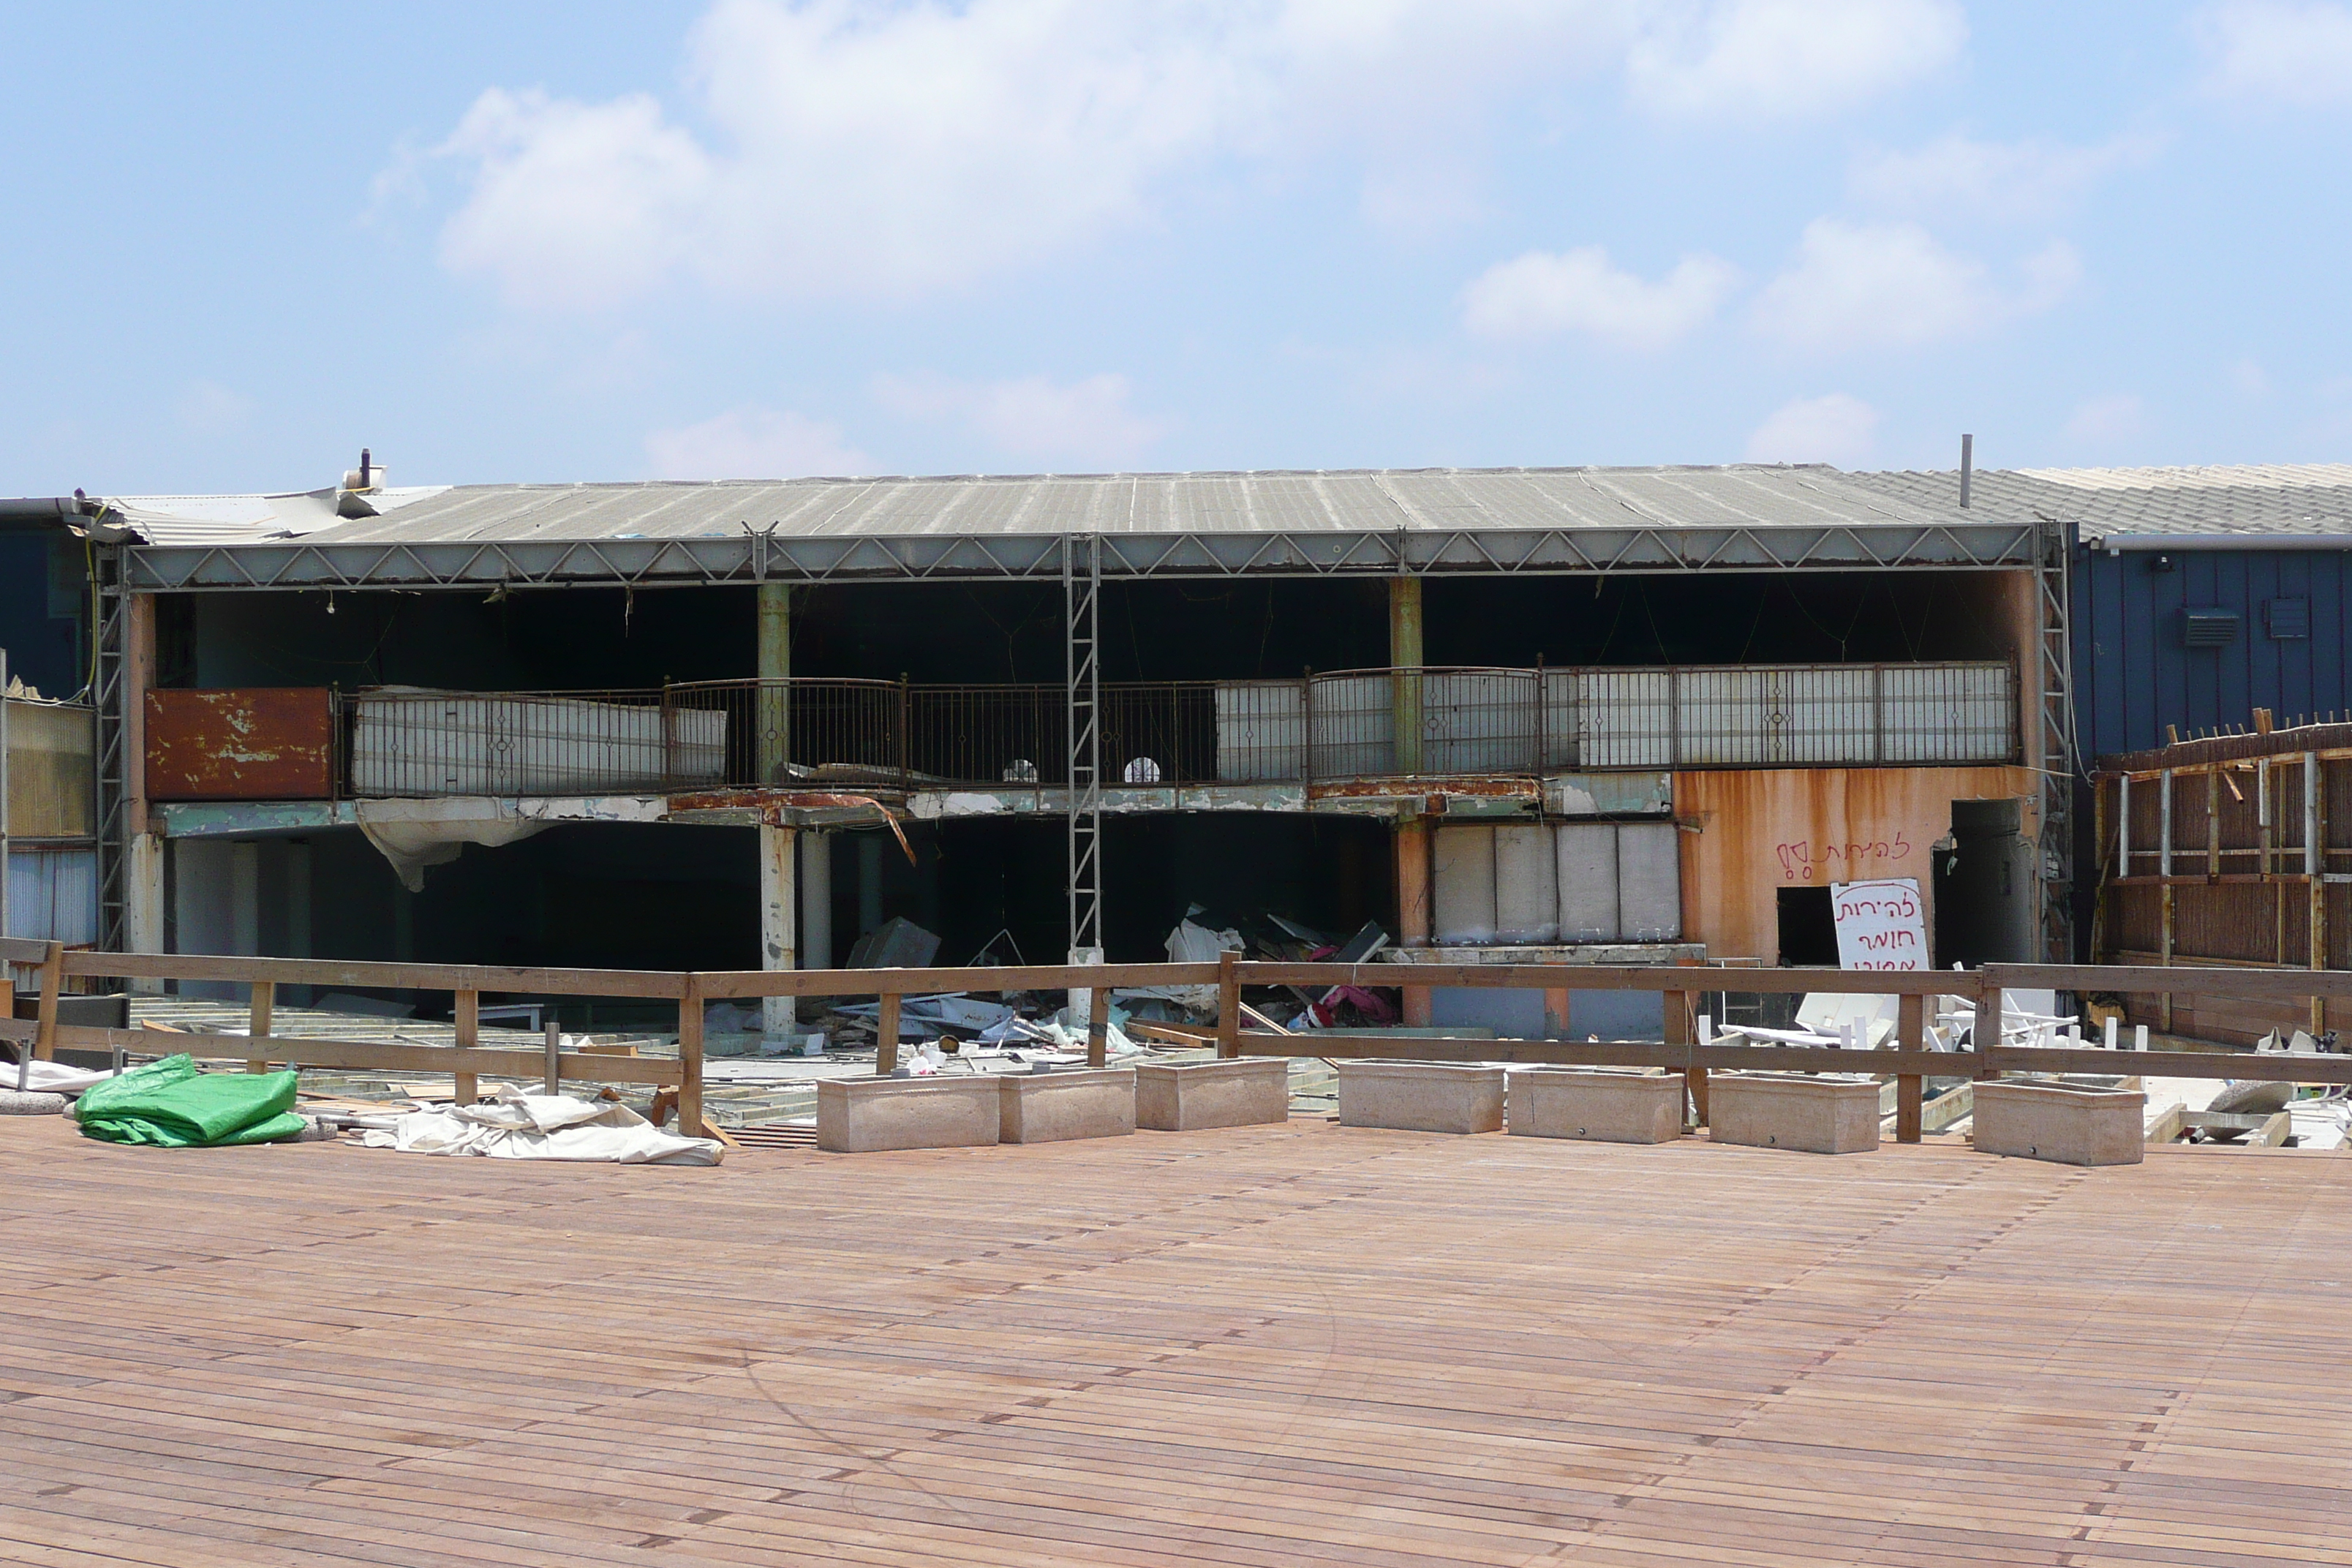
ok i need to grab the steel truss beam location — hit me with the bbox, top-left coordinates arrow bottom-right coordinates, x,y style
123,521 -> 2042,592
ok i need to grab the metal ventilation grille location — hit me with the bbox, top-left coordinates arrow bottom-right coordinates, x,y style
2181,608 -> 2241,648
2265,597 -> 2311,640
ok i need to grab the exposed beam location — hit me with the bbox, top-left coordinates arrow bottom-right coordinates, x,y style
122,521 -> 2043,591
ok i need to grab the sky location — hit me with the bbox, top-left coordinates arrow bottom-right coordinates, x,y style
4,0 -> 2351,496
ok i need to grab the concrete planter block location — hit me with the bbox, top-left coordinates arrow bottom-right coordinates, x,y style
1337,1061 -> 1505,1134
1972,1080 -> 2146,1166
1507,1069 -> 1682,1144
818,1075 -> 1000,1153
998,1068 -> 1137,1144
1134,1059 -> 1289,1131
1708,1074 -> 1880,1155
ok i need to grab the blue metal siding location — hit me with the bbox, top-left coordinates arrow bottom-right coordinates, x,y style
2075,546 -> 2352,760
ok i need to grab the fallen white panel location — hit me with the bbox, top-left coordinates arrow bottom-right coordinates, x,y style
356,1089 -> 722,1164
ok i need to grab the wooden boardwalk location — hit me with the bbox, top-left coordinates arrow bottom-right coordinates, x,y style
1,1117 -> 2347,1567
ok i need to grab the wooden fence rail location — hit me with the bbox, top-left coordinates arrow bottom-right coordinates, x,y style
15,951 -> 2352,1147
37,949 -> 711,1133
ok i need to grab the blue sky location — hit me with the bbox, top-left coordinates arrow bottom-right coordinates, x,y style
4,0 -> 2351,496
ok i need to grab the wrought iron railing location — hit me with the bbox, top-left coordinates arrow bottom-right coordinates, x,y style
331,661 -> 2016,799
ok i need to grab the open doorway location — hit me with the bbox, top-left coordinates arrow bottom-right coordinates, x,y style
1932,798 -> 2035,968
1775,886 -> 1837,965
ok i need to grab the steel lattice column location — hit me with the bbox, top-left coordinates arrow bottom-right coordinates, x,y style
1065,534 -> 1102,956
2037,516 -> 2079,962
91,544 -> 129,951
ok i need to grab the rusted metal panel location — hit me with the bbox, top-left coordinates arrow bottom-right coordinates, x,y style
1676,764 -> 2036,964
145,689 -> 333,802
1306,776 -> 1538,802
4,699 -> 95,838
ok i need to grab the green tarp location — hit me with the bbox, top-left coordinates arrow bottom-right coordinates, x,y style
74,1054 -> 306,1147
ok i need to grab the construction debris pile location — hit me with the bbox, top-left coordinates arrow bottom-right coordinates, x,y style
706,910 -> 1397,1068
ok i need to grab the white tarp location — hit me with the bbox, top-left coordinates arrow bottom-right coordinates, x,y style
355,1088 -> 723,1164
3,1057 -> 118,1094
354,798 -> 554,892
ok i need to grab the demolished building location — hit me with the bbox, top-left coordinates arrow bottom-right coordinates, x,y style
10,460 -> 2072,1038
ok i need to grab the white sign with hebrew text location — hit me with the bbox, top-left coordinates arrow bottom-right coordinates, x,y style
1831,877 -> 1927,970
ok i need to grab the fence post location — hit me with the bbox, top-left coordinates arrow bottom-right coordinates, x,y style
1217,951 -> 1240,1058
1972,971 -> 2002,1080
1301,668 -> 1315,786
896,676 -> 911,793
1665,976 -> 1703,1128
2160,769 -> 2175,1031
543,1017 -> 561,1096
246,979 -> 274,1074
1534,660 -> 1546,774
678,976 -> 706,1133
1895,991 -> 1923,1144
875,990 -> 900,1076
33,941 -> 62,1063
660,681 -> 676,789
1088,985 -> 1110,1068
453,988 -> 479,1105
2313,753 -> 2330,1036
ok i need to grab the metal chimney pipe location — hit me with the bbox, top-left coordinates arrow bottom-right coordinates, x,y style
1959,433 -> 1973,509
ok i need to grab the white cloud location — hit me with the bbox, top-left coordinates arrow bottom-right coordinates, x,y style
1744,393 -> 1879,464
645,408 -> 870,478
1461,246 -> 1738,348
1849,131 -> 2160,219
2196,1 -> 2352,105
440,89 -> 714,311
1627,0 -> 1965,118
873,372 -> 1166,467
1752,219 -> 2080,352
176,381 -> 251,434
428,0 -> 1628,310
2063,393 -> 2146,445
2229,356 -> 2271,396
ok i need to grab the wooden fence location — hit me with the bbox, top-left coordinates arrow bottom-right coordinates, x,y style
2094,735 -> 2352,1040
10,944 -> 2352,1147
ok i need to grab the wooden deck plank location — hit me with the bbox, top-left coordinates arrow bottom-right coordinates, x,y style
1,1118 -> 2348,1565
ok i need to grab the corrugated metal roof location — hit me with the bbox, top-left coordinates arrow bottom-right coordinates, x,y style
101,465 -> 1964,550
1844,463 -> 2352,540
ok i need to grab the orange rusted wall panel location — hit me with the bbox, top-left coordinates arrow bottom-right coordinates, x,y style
146,688 -> 334,802
1676,766 -> 2036,964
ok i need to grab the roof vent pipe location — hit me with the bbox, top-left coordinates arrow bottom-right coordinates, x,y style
1959,433 -> 1973,509
341,447 -> 383,493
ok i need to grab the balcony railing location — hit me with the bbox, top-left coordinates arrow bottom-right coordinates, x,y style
333,662 -> 2016,799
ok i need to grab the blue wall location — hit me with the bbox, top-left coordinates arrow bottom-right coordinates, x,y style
2074,545 -> 2352,763
0,529 -> 87,699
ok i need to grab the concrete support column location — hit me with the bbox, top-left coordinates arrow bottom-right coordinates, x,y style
230,842 -> 260,957
1390,575 -> 1423,776
800,829 -> 832,972
756,582 -> 792,783
1396,812 -> 1433,1027
857,832 -> 883,936
760,823 -> 798,1039
122,592 -> 165,987
756,583 -> 797,1036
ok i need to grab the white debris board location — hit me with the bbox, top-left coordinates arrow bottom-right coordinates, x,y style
1831,878 -> 1927,970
